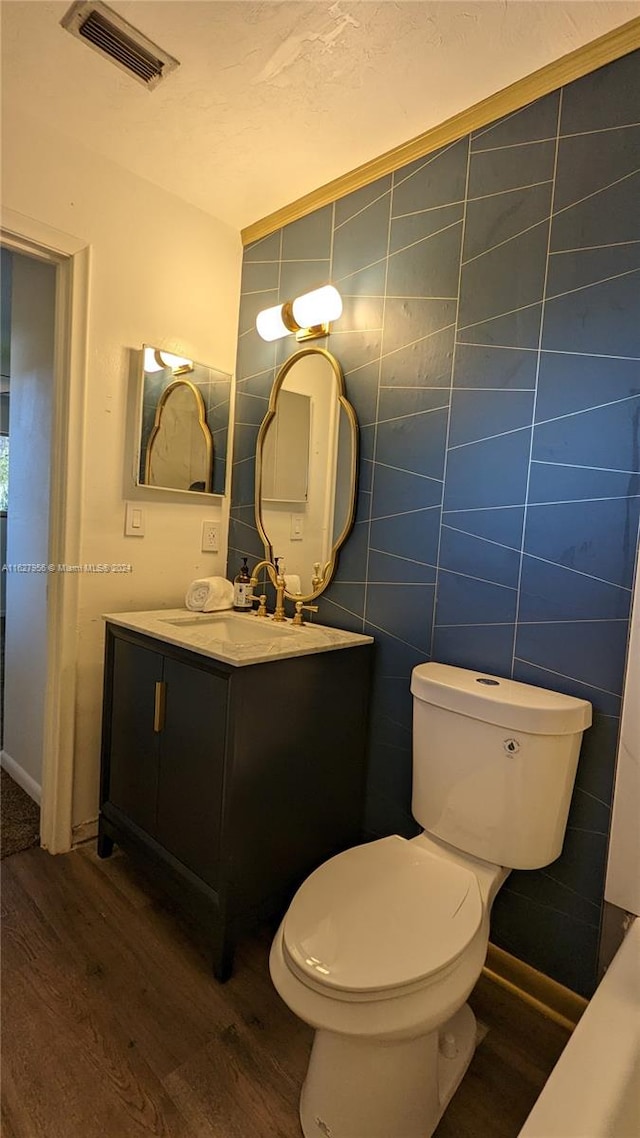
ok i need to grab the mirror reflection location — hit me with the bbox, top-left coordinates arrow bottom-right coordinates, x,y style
256,348 -> 358,601
137,346 -> 231,495
146,380 -> 212,492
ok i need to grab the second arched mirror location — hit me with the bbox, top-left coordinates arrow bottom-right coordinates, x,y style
255,348 -> 358,602
145,378 -> 213,492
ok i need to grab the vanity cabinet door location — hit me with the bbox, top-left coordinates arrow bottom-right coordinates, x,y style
155,657 -> 228,888
108,638 -> 162,838
100,622 -> 371,983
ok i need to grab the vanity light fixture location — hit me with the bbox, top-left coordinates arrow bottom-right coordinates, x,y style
143,347 -> 194,375
157,351 -> 193,375
143,347 -> 164,373
256,285 -> 343,343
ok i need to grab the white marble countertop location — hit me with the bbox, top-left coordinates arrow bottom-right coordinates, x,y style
103,608 -> 373,667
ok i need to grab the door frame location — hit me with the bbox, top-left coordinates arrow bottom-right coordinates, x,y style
1,208 -> 90,853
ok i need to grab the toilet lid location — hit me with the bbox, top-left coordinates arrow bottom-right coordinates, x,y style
283,836 -> 483,994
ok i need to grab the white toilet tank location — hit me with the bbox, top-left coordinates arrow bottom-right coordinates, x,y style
410,663 -> 592,870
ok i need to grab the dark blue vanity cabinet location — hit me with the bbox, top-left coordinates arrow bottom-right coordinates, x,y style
98,622 -> 372,980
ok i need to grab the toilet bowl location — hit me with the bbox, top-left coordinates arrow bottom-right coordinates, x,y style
270,663 -> 592,1138
270,833 -> 508,1138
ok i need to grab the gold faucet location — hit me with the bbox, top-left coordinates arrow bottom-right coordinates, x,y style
250,559 -> 287,622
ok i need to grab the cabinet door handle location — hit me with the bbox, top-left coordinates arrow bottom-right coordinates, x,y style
153,681 -> 166,733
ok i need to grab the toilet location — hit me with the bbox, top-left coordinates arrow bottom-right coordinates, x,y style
269,662 -> 592,1138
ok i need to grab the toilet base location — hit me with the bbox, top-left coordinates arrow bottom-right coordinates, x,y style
299,1002 -> 477,1138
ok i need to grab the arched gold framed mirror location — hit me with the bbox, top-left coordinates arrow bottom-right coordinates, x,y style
137,345 -> 231,496
145,378 -> 213,492
255,347 -> 358,602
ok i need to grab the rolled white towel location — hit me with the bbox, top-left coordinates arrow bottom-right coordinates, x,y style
185,576 -> 234,612
202,577 -> 234,612
284,573 -> 302,595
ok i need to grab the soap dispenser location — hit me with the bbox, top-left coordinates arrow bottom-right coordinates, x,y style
233,558 -> 253,612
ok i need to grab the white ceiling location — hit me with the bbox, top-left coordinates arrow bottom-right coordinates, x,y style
2,1 -> 638,232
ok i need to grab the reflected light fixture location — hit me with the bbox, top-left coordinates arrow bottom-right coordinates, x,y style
256,285 -> 342,342
144,347 -> 194,375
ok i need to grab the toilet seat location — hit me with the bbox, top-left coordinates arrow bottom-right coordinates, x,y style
283,836 -> 483,998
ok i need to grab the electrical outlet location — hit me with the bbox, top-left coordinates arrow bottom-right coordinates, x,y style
201,520 -> 219,552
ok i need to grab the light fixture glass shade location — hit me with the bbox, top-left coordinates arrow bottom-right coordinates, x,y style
292,285 -> 342,329
157,351 -> 193,371
144,346 -> 164,372
255,285 -> 343,341
256,304 -> 290,342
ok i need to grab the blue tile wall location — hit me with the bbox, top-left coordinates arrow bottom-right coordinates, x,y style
230,51 -> 640,996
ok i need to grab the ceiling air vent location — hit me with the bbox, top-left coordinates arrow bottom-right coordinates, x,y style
60,1 -> 179,90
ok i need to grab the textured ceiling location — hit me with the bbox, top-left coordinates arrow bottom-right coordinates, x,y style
2,1 -> 638,231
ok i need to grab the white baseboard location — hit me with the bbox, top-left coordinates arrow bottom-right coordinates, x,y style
72,817 -> 98,846
1,750 -> 42,806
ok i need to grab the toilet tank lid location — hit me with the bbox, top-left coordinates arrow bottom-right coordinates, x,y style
411,663 -> 592,735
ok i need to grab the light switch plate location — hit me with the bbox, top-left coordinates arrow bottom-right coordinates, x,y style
125,502 -> 145,536
290,513 -> 304,541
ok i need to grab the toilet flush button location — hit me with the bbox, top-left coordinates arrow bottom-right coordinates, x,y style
440,1032 -> 458,1059
504,738 -> 520,755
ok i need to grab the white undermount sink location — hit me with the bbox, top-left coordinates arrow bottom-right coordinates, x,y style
160,612 -> 295,642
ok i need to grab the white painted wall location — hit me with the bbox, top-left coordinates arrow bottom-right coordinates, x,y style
2,108 -> 242,828
2,253 -> 56,802
605,547 -> 640,917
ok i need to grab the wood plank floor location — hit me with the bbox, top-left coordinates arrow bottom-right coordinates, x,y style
1,845 -> 571,1138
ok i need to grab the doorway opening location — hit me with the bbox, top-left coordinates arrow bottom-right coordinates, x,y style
0,216 -> 90,855
1,246 -> 56,814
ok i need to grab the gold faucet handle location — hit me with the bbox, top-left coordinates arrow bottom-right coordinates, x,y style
251,593 -> 268,617
292,600 -> 319,626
